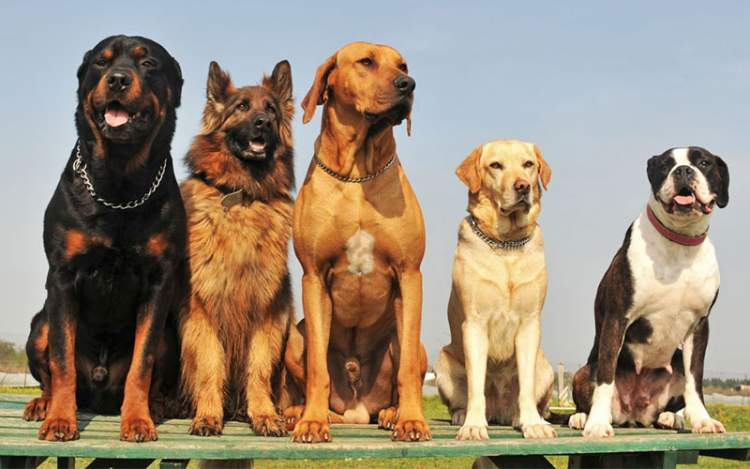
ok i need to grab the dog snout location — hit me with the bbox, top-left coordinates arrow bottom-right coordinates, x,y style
252,113 -> 271,130
107,71 -> 131,92
514,179 -> 530,194
393,75 -> 416,95
672,165 -> 695,183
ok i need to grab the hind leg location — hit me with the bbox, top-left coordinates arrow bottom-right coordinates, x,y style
434,346 -> 469,426
181,296 -> 226,436
245,300 -> 290,437
569,364 -> 594,430
24,311 -> 51,421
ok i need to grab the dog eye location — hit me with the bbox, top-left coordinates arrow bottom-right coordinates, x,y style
141,59 -> 156,68
94,57 -> 108,67
238,101 -> 249,112
489,162 -> 503,170
265,103 -> 276,114
398,63 -> 408,72
699,160 -> 710,168
523,160 -> 535,168
358,58 -> 373,67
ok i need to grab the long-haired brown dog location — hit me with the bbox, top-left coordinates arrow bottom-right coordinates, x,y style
179,60 -> 295,437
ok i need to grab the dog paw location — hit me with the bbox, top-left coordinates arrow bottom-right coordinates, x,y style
252,414 -> 287,437
457,423 -> 489,441
23,397 -> 49,421
292,418 -> 331,443
451,408 -> 467,426
656,411 -> 685,430
569,412 -> 588,430
120,416 -> 158,442
283,405 -> 305,432
521,422 -> 557,439
392,418 -> 431,442
189,415 -> 223,436
582,419 -> 614,438
38,416 -> 79,441
692,418 -> 725,434
378,407 -> 399,430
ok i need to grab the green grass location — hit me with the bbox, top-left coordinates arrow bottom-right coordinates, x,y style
4,389 -> 748,468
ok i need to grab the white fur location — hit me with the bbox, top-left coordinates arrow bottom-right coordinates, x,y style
345,229 -> 375,275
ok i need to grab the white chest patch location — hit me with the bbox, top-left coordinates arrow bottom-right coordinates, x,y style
345,229 -> 375,275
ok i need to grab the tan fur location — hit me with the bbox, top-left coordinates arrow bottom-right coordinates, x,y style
290,42 -> 429,443
179,60 -> 295,437
435,140 -> 557,440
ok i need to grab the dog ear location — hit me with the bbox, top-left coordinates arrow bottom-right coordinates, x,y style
76,50 -> 92,84
264,60 -> 293,115
301,53 -> 337,124
714,155 -> 730,208
456,145 -> 483,194
533,144 -> 552,190
169,54 -> 184,108
206,61 -> 235,108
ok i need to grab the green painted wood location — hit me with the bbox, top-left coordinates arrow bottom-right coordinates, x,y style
0,395 -> 748,461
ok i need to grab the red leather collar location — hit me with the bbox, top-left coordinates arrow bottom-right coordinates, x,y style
646,205 -> 707,246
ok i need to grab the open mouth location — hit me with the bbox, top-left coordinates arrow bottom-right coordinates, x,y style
661,188 -> 715,214
99,100 -> 152,129
247,136 -> 267,155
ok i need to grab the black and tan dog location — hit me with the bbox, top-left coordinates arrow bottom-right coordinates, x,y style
23,35 -> 185,442
179,60 -> 295,437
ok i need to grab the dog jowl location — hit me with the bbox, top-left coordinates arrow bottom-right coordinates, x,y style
24,35 -> 186,443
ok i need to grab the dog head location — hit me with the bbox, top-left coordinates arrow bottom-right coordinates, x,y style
301,41 -> 414,135
647,147 -> 729,220
456,140 -> 551,230
76,35 -> 183,165
200,60 -> 293,162
187,60 -> 295,198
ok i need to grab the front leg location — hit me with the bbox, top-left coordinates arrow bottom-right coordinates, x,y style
682,317 -> 724,433
515,315 -> 556,439
120,264 -> 173,443
457,319 -> 489,441
583,313 -> 627,438
38,272 -> 79,441
392,269 -> 431,442
292,272 -> 333,443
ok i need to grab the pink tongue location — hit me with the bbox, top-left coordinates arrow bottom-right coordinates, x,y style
105,109 -> 129,127
674,195 -> 694,205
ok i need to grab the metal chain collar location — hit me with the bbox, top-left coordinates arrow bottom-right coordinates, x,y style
72,142 -> 167,210
467,215 -> 533,250
314,154 -> 395,183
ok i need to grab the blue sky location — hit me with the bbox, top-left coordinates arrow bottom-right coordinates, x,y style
1,1 -> 748,376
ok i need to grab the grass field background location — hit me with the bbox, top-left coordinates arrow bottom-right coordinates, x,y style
3,388 -> 747,468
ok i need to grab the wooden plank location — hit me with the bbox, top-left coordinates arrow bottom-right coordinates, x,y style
700,448 -> 750,461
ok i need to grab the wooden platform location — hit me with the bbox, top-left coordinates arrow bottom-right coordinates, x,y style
1,394 -> 748,468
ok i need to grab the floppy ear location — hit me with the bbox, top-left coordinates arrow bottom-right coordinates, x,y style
714,156 -> 730,208
169,54 -> 184,108
301,53 -> 337,124
456,145 -> 483,194
206,61 -> 235,109
76,50 -> 92,84
533,144 -> 552,190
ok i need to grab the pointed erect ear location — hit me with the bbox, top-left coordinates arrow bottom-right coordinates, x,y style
533,144 -> 552,190
301,53 -> 337,124
456,145 -> 483,194
714,155 -> 730,208
265,60 -> 293,105
206,61 -> 235,109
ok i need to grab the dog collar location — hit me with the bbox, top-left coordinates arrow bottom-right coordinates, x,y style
467,216 -> 533,250
314,154 -> 395,183
192,173 -> 248,210
646,205 -> 707,246
73,141 -> 167,210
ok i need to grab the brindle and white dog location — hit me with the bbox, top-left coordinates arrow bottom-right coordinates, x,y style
570,147 -> 729,437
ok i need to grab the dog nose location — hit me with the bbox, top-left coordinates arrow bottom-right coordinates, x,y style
514,180 -> 530,194
673,165 -> 695,180
393,75 -> 416,95
107,72 -> 131,92
252,114 -> 270,129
